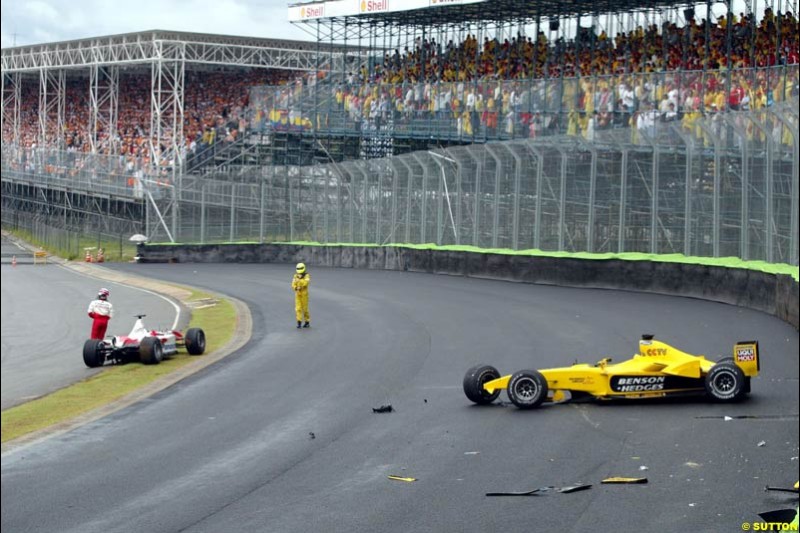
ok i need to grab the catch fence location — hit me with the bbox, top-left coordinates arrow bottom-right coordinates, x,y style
171,99 -> 799,265
2,99 -> 797,265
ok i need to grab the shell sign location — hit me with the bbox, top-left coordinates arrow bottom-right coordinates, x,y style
300,3 -> 325,18
360,0 -> 389,13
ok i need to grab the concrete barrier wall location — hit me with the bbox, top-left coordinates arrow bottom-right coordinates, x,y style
139,244 -> 800,329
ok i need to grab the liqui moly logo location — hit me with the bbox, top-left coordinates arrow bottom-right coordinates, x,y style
736,345 -> 756,362
361,0 -> 389,13
300,3 -> 325,18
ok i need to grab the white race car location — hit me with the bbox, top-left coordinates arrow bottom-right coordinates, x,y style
83,314 -> 206,367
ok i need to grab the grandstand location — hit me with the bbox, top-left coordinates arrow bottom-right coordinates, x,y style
279,0 -> 798,150
1,30 -> 354,242
1,2 -> 798,265
1,30 -> 363,161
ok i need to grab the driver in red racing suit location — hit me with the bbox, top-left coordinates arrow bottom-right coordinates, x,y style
88,288 -> 114,339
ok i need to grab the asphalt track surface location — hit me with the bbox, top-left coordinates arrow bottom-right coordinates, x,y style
0,238 -> 179,409
2,263 -> 798,533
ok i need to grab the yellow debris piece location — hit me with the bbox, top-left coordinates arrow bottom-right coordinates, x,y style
601,477 -> 648,484
388,475 -> 417,482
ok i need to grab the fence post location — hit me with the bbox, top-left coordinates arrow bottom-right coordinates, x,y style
230,182 -> 236,242
695,119 -> 722,257
722,115 -> 750,260
619,148 -> 628,253
200,183 -> 206,244
259,175 -> 266,244
484,145 -> 502,248
558,146 -> 567,251
768,105 -> 798,265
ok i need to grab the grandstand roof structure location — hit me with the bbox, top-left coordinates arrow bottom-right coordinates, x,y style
289,0 -> 692,25
1,29 -> 343,73
1,29 -> 364,188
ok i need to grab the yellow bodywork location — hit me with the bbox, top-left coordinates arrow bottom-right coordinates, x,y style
484,338 -> 759,401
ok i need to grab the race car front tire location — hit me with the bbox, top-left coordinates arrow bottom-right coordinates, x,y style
140,337 -> 164,365
185,328 -> 206,356
507,370 -> 548,409
463,364 -> 501,405
704,362 -> 746,402
83,339 -> 105,368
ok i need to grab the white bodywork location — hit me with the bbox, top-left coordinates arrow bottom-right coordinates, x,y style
111,317 -> 179,355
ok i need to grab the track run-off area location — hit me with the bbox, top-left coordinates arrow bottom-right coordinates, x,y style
2,262 -> 798,533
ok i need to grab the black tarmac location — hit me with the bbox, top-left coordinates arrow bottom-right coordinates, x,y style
2,263 -> 797,533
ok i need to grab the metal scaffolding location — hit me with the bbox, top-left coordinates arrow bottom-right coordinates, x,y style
1,30 -> 350,182
89,65 -> 118,154
38,68 -> 65,149
1,71 -> 21,148
1,31 -> 339,73
149,41 -> 185,173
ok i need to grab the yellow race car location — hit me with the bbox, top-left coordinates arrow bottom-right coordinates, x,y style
463,335 -> 759,409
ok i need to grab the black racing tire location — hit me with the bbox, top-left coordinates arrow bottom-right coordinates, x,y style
716,357 -> 751,394
463,364 -> 501,405
507,370 -> 548,409
185,328 -> 206,356
140,337 -> 164,365
704,362 -> 746,402
83,339 -> 105,368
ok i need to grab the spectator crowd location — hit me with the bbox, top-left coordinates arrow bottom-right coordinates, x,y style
3,8 -> 798,161
252,8 -> 798,142
3,69 -> 294,166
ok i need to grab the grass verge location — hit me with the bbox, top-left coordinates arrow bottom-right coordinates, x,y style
1,287 -> 236,443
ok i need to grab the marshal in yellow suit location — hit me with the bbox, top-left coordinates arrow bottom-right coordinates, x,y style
292,263 -> 310,328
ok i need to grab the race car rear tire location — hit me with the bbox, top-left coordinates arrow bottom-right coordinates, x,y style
507,370 -> 548,409
716,357 -> 751,394
463,364 -> 501,405
83,339 -> 105,368
704,362 -> 746,402
185,328 -> 206,356
140,337 -> 164,365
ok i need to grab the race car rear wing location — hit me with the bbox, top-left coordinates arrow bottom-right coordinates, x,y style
733,341 -> 759,377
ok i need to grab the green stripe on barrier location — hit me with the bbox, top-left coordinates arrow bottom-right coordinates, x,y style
147,241 -> 799,282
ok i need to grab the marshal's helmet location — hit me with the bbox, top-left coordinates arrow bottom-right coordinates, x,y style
295,263 -> 306,274
98,288 -> 110,299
